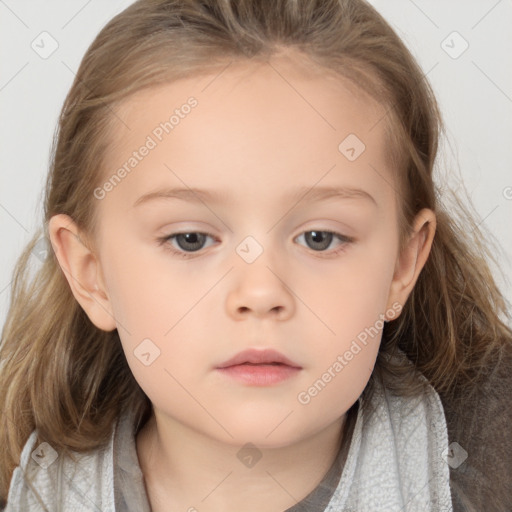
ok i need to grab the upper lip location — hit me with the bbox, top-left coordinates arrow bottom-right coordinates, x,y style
216,349 -> 302,369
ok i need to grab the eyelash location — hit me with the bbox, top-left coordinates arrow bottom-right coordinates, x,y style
157,230 -> 354,259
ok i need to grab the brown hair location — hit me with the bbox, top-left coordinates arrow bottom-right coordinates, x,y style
1,0 -> 511,504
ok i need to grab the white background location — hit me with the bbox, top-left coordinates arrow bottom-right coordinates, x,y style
1,0 -> 511,329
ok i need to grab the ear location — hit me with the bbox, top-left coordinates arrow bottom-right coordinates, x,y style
385,208 -> 436,320
48,214 -> 117,331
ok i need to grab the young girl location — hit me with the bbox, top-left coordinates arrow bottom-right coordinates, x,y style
1,0 -> 511,511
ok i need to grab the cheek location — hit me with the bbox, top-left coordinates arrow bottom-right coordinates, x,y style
100,239 -> 214,385
298,234 -> 396,401
102,236 -> 201,333
307,236 -> 397,335
298,342 -> 377,430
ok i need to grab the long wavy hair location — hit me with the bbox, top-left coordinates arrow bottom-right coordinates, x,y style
1,0 -> 511,504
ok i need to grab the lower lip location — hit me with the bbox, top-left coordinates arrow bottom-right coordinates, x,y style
216,363 -> 301,386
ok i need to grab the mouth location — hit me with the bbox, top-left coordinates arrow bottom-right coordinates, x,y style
216,348 -> 302,369
216,349 -> 302,386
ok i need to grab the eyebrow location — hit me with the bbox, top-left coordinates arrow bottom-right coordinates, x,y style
132,185 -> 377,208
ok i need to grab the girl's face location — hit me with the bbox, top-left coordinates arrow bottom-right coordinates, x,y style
54,52 -> 434,448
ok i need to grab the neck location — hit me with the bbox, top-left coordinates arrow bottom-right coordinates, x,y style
136,410 -> 351,512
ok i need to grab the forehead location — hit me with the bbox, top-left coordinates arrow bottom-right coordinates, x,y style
100,52 -> 395,211
115,53 -> 386,133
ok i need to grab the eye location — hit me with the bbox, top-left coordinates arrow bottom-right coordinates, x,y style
295,230 -> 353,257
159,231 -> 217,258
158,229 -> 354,259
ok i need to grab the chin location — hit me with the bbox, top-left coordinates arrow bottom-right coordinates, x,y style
209,415 -> 322,450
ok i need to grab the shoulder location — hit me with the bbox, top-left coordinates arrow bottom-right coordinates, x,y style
439,342 -> 512,512
4,423 -> 117,512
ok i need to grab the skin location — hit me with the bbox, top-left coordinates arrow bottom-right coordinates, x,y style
49,48 -> 436,512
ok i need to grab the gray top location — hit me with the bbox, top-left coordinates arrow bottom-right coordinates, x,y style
4,360 -> 457,512
114,401 -> 357,512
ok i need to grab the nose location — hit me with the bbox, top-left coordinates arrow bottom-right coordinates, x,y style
225,260 -> 295,321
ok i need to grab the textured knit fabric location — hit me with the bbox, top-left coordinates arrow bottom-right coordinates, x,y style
3,355 -> 456,512
439,345 -> 512,512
